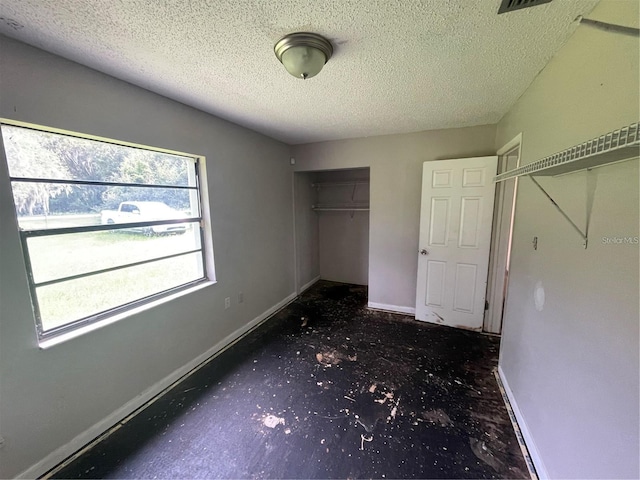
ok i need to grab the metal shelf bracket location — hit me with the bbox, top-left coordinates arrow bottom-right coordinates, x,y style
529,177 -> 588,249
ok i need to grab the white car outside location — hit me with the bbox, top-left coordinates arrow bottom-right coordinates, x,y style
101,201 -> 188,234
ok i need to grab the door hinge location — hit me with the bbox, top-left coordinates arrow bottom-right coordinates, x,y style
485,300 -> 489,311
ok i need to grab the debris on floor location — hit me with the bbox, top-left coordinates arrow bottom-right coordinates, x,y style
315,349 -> 357,366
470,437 -> 504,472
360,433 -> 374,450
421,408 -> 454,427
315,351 -> 340,366
263,415 -> 285,428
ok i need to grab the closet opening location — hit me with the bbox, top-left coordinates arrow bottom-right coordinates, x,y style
294,168 -> 370,295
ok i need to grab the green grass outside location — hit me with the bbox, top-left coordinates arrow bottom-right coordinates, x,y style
26,229 -> 204,331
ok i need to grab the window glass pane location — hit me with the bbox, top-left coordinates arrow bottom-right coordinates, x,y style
2,125 -> 194,186
37,252 -> 204,332
11,183 -> 199,231
27,227 -> 202,284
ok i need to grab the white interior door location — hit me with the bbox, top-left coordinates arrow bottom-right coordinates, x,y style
415,156 -> 498,330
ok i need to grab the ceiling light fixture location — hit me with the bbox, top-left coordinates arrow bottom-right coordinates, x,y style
274,32 -> 333,80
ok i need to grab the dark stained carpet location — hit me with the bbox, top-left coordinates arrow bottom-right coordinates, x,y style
49,281 -> 529,479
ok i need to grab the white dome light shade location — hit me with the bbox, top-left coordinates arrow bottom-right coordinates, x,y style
281,46 -> 326,79
274,32 -> 333,80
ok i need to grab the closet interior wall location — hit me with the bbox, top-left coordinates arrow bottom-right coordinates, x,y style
294,171 -> 320,293
313,168 -> 370,286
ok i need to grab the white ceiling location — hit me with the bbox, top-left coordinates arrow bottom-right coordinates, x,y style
0,0 -> 598,145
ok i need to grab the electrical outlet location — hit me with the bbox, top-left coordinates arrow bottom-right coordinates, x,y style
238,292 -> 244,304
224,297 -> 231,309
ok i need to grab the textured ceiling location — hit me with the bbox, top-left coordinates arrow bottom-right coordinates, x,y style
0,0 -> 599,144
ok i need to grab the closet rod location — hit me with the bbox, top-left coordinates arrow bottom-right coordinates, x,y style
312,207 -> 370,212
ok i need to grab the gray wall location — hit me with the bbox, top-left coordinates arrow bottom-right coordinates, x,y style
315,169 -> 370,286
495,0 -> 639,478
0,36 -> 295,478
292,125 -> 496,311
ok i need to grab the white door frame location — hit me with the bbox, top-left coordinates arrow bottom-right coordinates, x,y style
483,134 -> 522,333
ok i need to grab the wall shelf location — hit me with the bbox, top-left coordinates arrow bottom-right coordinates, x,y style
493,122 -> 639,249
494,122 -> 639,183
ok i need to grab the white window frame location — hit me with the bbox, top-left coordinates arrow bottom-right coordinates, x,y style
1,119 -> 216,343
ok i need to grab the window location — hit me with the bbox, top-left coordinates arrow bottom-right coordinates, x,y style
1,121 -> 210,340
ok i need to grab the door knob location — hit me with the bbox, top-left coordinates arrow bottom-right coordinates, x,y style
420,249 -> 429,255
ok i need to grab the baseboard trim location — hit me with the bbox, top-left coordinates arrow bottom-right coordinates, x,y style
23,292 -> 298,480
299,275 -> 320,294
496,365 -> 549,480
367,302 -> 416,315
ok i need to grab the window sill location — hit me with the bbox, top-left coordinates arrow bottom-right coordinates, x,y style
38,280 -> 216,350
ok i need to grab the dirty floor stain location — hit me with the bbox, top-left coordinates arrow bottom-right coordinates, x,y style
50,281 -> 529,479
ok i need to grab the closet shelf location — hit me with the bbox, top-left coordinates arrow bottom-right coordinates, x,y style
494,122 -> 639,183
312,203 -> 369,212
312,180 -> 369,188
